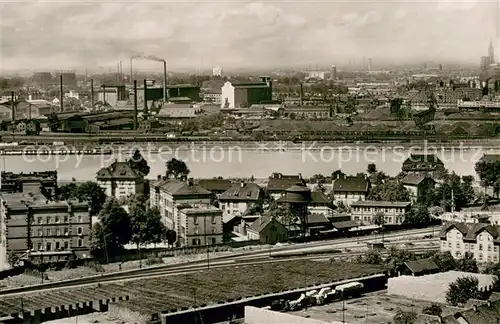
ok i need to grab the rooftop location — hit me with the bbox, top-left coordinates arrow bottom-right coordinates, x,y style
332,176 -> 369,193
197,178 -> 232,192
403,154 -> 444,165
219,182 -> 262,201
350,200 -> 411,208
401,173 -> 436,185
155,178 -> 212,197
96,160 -> 143,180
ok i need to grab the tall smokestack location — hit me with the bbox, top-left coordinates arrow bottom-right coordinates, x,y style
10,91 -> 15,123
163,60 -> 167,102
90,79 -> 94,109
130,57 -> 133,86
119,61 -> 123,83
116,63 -> 120,84
59,75 -> 64,112
143,79 -> 148,117
133,80 -> 138,129
299,83 -> 303,106
102,85 -> 106,106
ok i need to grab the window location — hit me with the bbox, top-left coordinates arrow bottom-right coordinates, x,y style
46,229 -> 51,236
78,239 -> 83,247
479,244 -> 483,251
456,243 -> 460,248
488,245 -> 492,251
38,229 -> 42,236
193,217 -> 198,225
55,242 -> 60,250
46,243 -> 51,251
46,217 -> 50,224
55,217 -> 59,223
78,215 -> 82,223
64,228 -> 69,235
64,216 -> 68,223
211,238 -> 216,245
194,226 -> 199,234
37,243 -> 42,250
448,242 -> 451,247
37,217 -> 42,224
64,241 -> 69,250
211,216 -> 216,224
77,227 -> 82,235
56,228 -> 61,236
212,227 -> 216,234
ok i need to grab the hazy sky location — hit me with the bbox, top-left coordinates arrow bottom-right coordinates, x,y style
0,0 -> 499,72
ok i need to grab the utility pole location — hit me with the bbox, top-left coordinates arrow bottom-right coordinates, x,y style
10,91 -> 15,123
133,80 -> 138,130
342,289 -> 345,323
59,75 -> 64,112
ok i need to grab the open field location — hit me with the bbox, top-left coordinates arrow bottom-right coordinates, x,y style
290,291 -> 461,324
0,260 -> 384,319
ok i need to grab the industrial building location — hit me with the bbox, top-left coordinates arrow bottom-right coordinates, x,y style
53,110 -> 136,133
0,193 -> 92,265
221,77 -> 273,109
0,171 -> 58,199
55,71 -> 77,88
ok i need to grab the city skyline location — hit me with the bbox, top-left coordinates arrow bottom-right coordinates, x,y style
1,0 -> 499,71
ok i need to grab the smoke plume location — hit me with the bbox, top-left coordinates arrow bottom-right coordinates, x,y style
131,55 -> 165,62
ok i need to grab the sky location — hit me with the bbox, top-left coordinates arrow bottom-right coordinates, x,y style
0,0 -> 499,72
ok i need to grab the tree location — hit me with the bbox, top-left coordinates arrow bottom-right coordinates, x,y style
374,212 -> 386,242
357,250 -> 383,265
475,159 -> 500,189
456,253 -> 478,273
404,205 -> 432,226
429,206 -> 445,217
166,158 -> 190,180
57,183 -> 78,200
96,198 -> 133,256
422,304 -> 442,317
367,163 -> 377,174
76,181 -> 107,215
386,247 -> 416,275
393,309 -> 417,324
432,251 -> 457,272
368,181 -> 411,202
129,150 -> 150,176
164,230 -> 177,247
46,112 -> 61,132
446,276 -> 480,306
7,251 -> 20,268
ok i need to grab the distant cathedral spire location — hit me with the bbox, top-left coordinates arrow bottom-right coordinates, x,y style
489,40 -> 495,64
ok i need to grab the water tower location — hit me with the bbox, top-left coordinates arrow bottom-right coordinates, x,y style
281,184 -> 312,237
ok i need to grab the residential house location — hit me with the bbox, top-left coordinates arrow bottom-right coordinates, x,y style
331,175 -> 370,206
246,216 -> 288,244
308,191 -> 334,217
401,154 -> 444,175
267,173 -> 305,200
218,182 -> 264,223
306,213 -> 332,236
350,200 -> 412,225
402,258 -> 439,276
440,222 -> 500,263
197,178 -> 232,197
223,214 -> 261,241
177,205 -> 223,247
401,174 -> 436,201
96,160 -> 145,200
149,178 -> 212,239
0,193 -> 91,265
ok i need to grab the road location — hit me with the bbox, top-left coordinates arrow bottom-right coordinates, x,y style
0,227 -> 440,297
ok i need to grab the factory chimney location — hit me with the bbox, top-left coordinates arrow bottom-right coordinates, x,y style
143,79 -> 148,118
119,61 -> 123,83
299,83 -> 304,106
129,57 -> 133,86
59,75 -> 64,112
133,80 -> 138,129
90,79 -> 94,109
163,60 -> 167,102
10,91 -> 15,123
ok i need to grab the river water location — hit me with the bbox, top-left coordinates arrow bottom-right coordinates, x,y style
1,142 -> 497,181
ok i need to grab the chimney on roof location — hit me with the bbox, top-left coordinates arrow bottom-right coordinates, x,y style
298,173 -> 303,180
488,300 -> 492,307
241,181 -> 245,188
157,175 -> 161,180
473,304 -> 478,312
188,179 -> 194,187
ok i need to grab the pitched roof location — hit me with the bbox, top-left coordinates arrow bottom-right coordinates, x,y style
219,183 -> 262,201
96,161 -> 142,180
455,300 -> 500,324
439,222 -> 500,242
247,216 -> 273,233
331,220 -> 358,230
197,179 -> 232,193
156,179 -> 212,197
332,176 -> 369,193
310,191 -> 331,205
401,173 -> 435,186
403,154 -> 443,165
267,173 -> 303,192
350,200 -> 411,208
307,213 -> 330,225
404,258 -> 438,274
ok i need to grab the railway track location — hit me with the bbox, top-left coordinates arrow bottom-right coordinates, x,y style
0,246 -> 438,297
0,227 -> 438,295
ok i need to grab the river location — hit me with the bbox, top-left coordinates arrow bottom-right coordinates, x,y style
1,142 -> 497,181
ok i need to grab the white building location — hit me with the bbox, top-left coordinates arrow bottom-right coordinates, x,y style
96,160 -> 145,200
177,205 -> 223,247
218,182 -> 263,223
220,78 -> 272,109
350,201 -> 412,225
149,178 -> 213,237
203,92 -> 222,104
440,222 -> 500,263
212,66 -> 222,77
331,175 -> 369,206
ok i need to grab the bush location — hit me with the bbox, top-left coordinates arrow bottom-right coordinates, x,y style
446,276 -> 480,306
86,261 -> 104,273
422,304 -> 442,316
